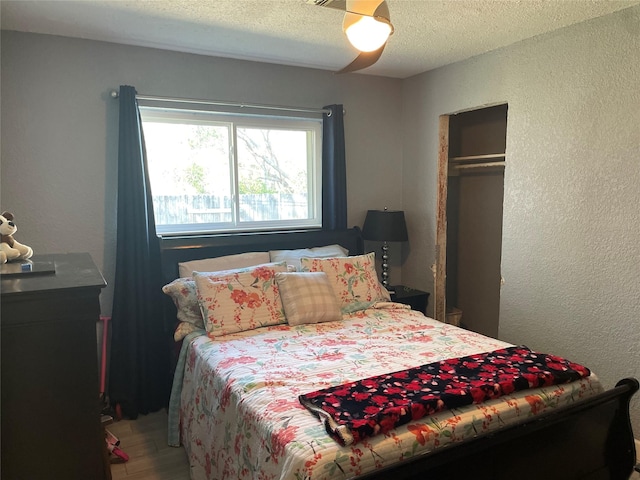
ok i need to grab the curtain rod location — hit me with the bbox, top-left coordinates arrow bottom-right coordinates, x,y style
109,90 -> 336,116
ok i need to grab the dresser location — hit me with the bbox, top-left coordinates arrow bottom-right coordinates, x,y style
1,253 -> 108,480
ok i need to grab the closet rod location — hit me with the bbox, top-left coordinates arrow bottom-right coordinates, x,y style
110,90 -> 335,116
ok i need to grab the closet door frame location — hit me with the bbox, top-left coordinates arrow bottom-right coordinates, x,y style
434,114 -> 449,323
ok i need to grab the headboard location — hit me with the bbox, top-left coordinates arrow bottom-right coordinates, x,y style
159,227 -> 364,285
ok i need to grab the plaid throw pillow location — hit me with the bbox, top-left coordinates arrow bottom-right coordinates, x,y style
275,271 -> 342,326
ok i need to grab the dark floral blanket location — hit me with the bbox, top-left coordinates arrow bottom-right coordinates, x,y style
299,345 -> 590,446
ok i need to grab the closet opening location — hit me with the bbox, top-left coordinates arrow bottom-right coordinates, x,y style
435,104 -> 508,338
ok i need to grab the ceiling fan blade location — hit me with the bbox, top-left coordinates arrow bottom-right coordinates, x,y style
304,0 -> 347,11
372,0 -> 390,21
307,0 -> 386,16
336,42 -> 385,74
346,0 -> 385,16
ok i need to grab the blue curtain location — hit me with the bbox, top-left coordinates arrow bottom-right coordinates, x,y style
108,85 -> 169,419
322,104 -> 347,230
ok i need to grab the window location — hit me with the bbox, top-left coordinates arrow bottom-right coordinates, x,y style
140,105 -> 323,236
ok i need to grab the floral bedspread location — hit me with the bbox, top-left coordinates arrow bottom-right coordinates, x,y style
299,345 -> 591,446
178,307 -> 602,480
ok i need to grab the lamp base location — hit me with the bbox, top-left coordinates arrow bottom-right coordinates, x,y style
380,241 -> 390,290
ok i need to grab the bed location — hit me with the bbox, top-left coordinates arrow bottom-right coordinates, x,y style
159,228 -> 638,480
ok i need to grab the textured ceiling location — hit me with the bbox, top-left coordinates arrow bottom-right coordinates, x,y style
2,0 -> 638,78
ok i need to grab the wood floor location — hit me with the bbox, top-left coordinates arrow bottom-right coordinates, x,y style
108,410 -> 190,480
109,410 -> 640,480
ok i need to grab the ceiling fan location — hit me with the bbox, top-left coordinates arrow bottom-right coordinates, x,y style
306,0 -> 394,73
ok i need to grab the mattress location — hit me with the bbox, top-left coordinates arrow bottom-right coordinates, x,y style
176,305 -> 602,480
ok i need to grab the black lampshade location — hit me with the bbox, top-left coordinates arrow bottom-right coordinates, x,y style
362,210 -> 408,242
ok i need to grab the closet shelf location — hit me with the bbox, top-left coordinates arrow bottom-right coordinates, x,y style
453,161 -> 505,170
448,161 -> 505,176
449,153 -> 506,163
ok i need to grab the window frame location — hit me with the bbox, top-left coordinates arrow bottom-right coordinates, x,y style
139,104 -> 323,236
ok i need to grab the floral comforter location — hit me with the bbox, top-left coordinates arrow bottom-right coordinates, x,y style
177,306 -> 602,480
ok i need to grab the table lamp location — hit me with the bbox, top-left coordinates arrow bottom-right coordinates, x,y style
362,207 -> 408,291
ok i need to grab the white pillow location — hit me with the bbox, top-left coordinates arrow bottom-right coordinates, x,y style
275,272 -> 342,326
269,244 -> 349,271
178,251 -> 270,278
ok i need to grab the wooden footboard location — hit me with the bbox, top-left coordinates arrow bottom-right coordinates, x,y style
359,378 -> 639,480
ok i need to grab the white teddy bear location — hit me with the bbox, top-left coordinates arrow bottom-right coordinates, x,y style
0,211 -> 34,264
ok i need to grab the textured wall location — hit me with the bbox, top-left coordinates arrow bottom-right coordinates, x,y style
0,31 -> 403,314
402,6 -> 640,434
2,6 -> 639,436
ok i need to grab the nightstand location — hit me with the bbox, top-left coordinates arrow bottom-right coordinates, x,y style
389,285 -> 429,315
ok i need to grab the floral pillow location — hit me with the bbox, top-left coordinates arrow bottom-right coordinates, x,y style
162,261 -> 286,331
300,252 -> 391,314
162,277 -> 204,328
193,262 -> 287,337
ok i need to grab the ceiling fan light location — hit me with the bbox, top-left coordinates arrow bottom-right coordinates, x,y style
344,14 -> 391,52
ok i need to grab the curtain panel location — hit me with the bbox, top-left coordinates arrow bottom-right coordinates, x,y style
108,85 -> 170,419
108,96 -> 347,417
322,104 -> 347,230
